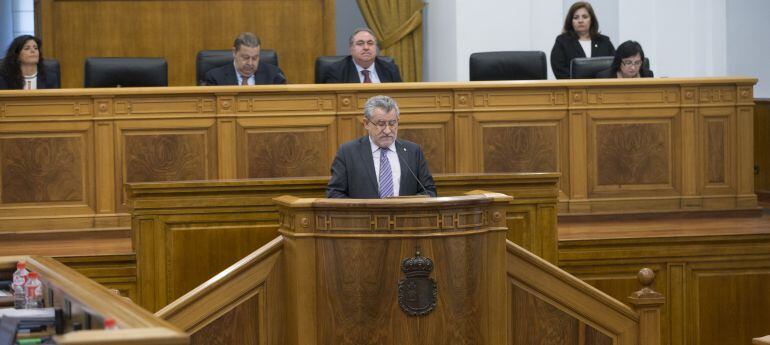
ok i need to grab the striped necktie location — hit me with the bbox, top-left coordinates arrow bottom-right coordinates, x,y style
378,147 -> 394,198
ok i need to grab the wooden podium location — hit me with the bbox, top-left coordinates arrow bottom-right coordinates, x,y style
273,193 -> 511,344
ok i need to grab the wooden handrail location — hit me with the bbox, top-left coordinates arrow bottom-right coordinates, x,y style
155,236 -> 284,332
506,240 -> 664,345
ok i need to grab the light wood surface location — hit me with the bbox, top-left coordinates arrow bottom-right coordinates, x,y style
0,255 -> 187,344
35,0 -> 335,87
124,173 -> 559,311
0,78 -> 758,235
559,210 -> 770,345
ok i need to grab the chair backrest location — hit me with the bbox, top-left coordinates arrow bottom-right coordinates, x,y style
43,59 -> 61,87
84,57 -> 168,87
196,49 -> 278,86
570,57 -> 613,79
0,58 -> 60,88
314,55 -> 395,83
570,57 -> 651,79
469,51 -> 547,81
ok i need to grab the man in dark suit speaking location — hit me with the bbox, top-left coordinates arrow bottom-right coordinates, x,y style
321,28 -> 402,84
204,32 -> 287,85
326,95 -> 436,198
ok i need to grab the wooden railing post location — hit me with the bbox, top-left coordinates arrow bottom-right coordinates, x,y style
627,268 -> 665,345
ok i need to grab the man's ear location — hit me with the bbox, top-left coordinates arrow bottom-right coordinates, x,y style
361,117 -> 368,128
232,47 -> 237,57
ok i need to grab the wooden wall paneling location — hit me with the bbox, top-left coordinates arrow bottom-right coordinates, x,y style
0,121 -> 95,228
472,110 -> 568,198
163,214 -> 281,302
397,112 -> 454,174
0,78 -> 760,232
736,100 -> 758,207
755,100 -> 770,195
36,0 -> 336,87
56,254 -> 138,301
236,115 -> 337,178
95,120 -> 117,215
559,231 -> 770,345
587,108 -> 681,201
114,118 -> 218,210
454,90 -> 475,173
687,259 -> 770,345
699,107 -> 736,207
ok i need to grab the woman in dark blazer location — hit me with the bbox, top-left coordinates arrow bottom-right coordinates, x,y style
550,1 -> 615,79
0,35 -> 59,90
595,40 -> 654,78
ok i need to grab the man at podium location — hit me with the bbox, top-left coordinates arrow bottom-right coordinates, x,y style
326,95 -> 436,198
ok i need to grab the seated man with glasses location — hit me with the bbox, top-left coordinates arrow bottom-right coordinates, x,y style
326,95 -> 436,198
595,40 -> 654,78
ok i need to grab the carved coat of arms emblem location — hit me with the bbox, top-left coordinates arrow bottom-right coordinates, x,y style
398,249 -> 437,316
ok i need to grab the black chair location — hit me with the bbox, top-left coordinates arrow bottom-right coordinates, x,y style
469,51 -> 547,81
314,55 -> 395,84
196,49 -> 278,85
0,58 -> 60,88
84,57 -> 167,87
570,57 -> 651,79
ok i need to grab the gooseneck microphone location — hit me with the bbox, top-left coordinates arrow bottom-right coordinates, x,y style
397,145 -> 430,197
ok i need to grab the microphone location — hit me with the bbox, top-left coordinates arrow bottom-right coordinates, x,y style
396,145 -> 431,197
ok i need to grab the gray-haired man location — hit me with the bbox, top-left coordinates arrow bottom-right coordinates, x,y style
326,95 -> 435,198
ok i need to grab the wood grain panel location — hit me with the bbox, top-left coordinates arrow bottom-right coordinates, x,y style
482,124 -> 558,173
316,236 -> 488,344
190,290 -> 260,345
585,325 -> 613,345
246,128 -> 328,178
692,266 -> 770,345
706,120 -> 726,183
510,280 -> 579,345
36,0 -> 335,87
125,133 -> 208,183
398,126 -> 446,174
595,123 -> 670,185
1,136 -> 84,203
168,221 -> 279,301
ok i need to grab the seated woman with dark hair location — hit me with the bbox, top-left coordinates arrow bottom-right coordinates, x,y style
596,40 -> 654,78
0,35 -> 59,89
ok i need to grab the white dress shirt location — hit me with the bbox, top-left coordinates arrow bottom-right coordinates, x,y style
579,39 -> 592,58
354,61 -> 381,83
234,62 -> 254,85
370,138 -> 401,196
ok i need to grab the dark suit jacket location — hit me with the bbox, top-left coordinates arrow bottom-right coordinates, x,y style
595,67 -> 654,78
0,70 -> 59,89
321,56 -> 402,83
550,33 -> 615,79
326,136 -> 436,198
204,61 -> 287,85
